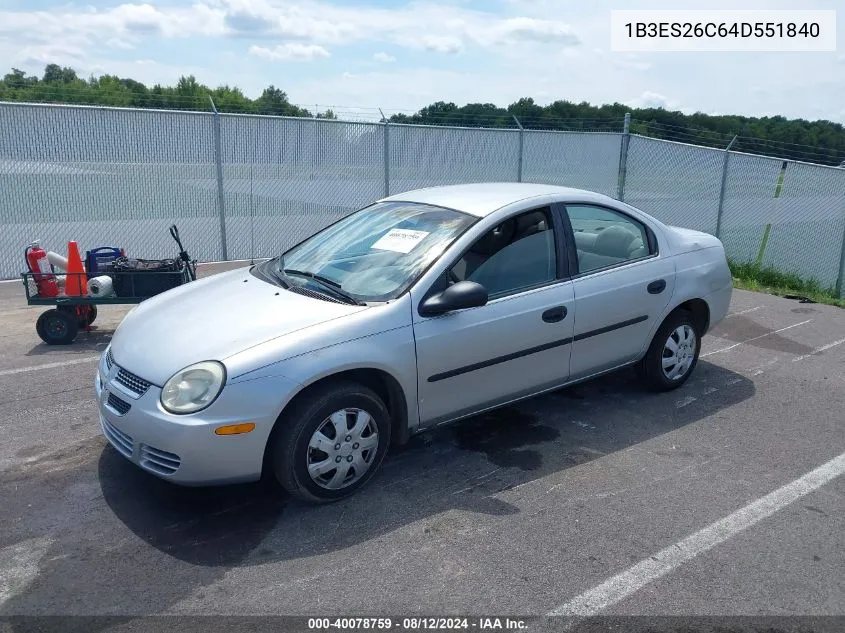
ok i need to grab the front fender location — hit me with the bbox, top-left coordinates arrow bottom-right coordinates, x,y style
268,324 -> 420,435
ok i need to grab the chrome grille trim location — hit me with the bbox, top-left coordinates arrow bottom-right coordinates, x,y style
140,445 -> 181,475
106,392 -> 131,416
115,368 -> 151,396
102,418 -> 133,457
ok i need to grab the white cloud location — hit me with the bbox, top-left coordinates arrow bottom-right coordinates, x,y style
0,0 -> 841,124
249,43 -> 330,61
625,91 -> 680,110
610,56 -> 651,72
105,37 -> 135,50
16,43 -> 87,66
222,1 -> 358,41
0,2 -> 226,55
485,17 -> 579,46
420,35 -> 463,54
0,1 -> 581,69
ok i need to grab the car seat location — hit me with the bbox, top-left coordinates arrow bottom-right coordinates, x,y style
576,225 -> 647,272
452,218 -> 517,280
468,230 -> 555,295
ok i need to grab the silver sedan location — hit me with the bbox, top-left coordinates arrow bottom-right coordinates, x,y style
95,183 -> 733,502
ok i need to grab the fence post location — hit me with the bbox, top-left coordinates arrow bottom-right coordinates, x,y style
513,115 -> 524,182
836,218 -> 845,298
714,135 -> 738,239
209,97 -> 228,261
380,108 -> 390,197
616,112 -> 631,201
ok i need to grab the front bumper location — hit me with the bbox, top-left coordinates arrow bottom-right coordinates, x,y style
95,350 -> 301,486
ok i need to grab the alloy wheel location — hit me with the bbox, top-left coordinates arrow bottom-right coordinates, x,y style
662,324 -> 697,381
306,408 -> 379,490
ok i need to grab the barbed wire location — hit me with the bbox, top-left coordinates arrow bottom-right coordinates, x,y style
629,119 -> 844,164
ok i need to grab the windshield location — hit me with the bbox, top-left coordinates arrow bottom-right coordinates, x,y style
276,201 -> 477,302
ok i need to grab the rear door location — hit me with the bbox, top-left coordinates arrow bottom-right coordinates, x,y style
561,203 -> 675,380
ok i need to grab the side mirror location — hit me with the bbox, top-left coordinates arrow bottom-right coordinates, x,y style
419,280 -> 488,316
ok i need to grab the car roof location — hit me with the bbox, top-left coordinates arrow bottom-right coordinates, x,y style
378,182 -> 617,218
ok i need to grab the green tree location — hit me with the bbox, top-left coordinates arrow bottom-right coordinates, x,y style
2,63 -> 844,165
254,86 -> 310,116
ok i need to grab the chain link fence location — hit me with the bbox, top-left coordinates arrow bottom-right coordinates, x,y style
1,101 -> 844,297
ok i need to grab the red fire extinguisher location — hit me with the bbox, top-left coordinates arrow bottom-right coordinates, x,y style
25,240 -> 60,298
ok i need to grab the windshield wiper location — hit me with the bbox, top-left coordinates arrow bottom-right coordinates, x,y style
282,269 -> 365,306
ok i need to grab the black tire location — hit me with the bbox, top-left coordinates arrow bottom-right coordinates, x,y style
638,309 -> 701,392
83,305 -> 97,326
58,304 -> 97,327
270,381 -> 391,503
36,309 -> 79,345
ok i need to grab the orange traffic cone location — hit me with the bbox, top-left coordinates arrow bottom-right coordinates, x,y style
65,241 -> 86,297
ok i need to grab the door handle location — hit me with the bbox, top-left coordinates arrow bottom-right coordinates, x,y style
542,306 -> 567,323
647,279 -> 666,294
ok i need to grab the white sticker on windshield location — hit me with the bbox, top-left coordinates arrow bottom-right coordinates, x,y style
371,228 -> 430,253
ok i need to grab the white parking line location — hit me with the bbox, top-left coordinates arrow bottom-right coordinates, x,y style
701,319 -> 812,357
726,306 -> 762,317
791,337 -> 845,363
0,356 -> 100,377
675,396 -> 697,409
548,450 -> 845,617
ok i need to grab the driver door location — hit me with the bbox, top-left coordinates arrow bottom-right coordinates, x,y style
412,206 -> 575,426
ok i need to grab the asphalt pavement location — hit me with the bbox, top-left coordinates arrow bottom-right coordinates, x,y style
0,264 -> 843,633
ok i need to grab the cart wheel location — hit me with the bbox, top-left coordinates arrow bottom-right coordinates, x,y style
80,305 -> 97,326
36,309 -> 79,345
58,304 -> 97,327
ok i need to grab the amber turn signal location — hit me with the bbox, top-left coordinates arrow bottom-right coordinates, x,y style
214,423 -> 256,435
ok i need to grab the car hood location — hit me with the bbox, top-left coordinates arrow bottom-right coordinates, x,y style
109,267 -> 366,385
663,225 -> 723,255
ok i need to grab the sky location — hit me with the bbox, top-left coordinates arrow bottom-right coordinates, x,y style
0,0 -> 843,123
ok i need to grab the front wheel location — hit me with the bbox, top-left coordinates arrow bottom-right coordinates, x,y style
270,381 -> 391,503
36,309 -> 79,345
638,310 -> 700,392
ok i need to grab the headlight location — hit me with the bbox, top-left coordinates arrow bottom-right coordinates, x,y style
160,361 -> 226,414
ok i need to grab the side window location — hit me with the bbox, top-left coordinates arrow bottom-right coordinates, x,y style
447,208 -> 556,297
566,204 -> 652,274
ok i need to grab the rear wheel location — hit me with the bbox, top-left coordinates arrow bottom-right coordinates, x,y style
270,381 -> 391,503
638,310 -> 700,391
82,305 -> 97,326
36,309 -> 78,345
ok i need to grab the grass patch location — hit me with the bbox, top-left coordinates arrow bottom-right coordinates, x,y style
728,259 -> 845,308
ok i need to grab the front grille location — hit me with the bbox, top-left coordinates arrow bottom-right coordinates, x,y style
102,418 -> 133,457
140,445 -> 181,475
105,348 -> 114,370
107,392 -> 131,416
115,368 -> 151,397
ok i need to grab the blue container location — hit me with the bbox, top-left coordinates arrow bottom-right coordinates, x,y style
86,247 -> 123,276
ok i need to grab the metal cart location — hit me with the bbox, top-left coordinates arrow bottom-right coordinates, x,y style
22,265 -> 195,345
21,226 -> 197,345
